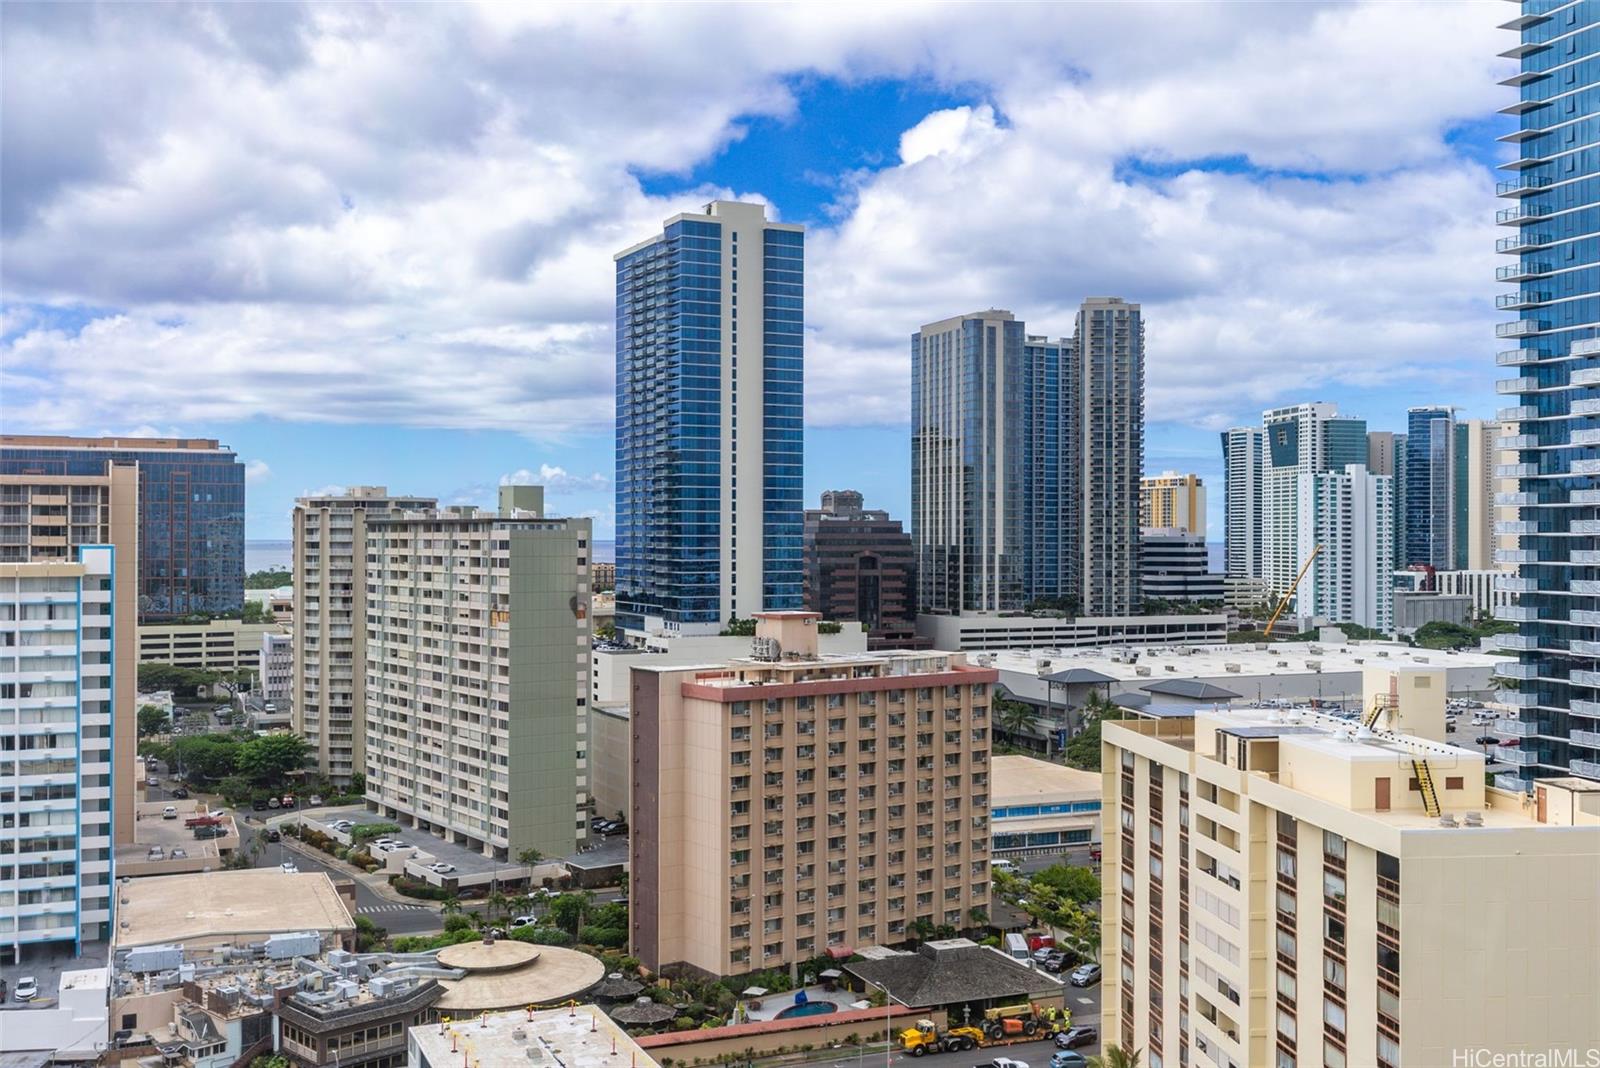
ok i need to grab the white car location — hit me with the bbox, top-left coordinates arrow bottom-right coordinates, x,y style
510,915 -> 536,928
981,1059 -> 1029,1068
428,863 -> 456,875
13,977 -> 39,1002
281,862 -> 299,874
331,820 -> 354,831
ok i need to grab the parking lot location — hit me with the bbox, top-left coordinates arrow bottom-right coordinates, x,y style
0,942 -> 109,1006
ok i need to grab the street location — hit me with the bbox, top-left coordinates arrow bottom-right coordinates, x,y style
755,980 -> 1103,1068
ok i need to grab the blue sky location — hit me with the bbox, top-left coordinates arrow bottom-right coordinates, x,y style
1,2 -> 1512,540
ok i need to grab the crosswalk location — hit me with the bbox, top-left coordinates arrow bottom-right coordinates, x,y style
359,903 -> 432,914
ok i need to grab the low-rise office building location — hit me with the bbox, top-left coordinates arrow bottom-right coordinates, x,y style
915,612 -> 1227,653
1101,701 -> 1600,1068
988,755 -> 1102,857
629,612 -> 997,976
261,629 -> 293,702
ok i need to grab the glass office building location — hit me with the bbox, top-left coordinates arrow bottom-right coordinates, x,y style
1404,406 -> 1459,569
1496,2 -> 1600,784
613,201 -> 803,635
0,436 -> 245,619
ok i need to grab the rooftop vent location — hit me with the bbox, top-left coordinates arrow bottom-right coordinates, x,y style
1438,814 -> 1459,828
1464,811 -> 1484,827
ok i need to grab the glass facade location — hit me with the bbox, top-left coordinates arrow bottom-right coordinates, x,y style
1498,1 -> 1600,785
0,441 -> 244,619
614,203 -> 803,631
1404,406 -> 1458,569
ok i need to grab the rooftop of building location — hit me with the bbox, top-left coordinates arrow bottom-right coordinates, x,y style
1109,705 -> 1599,831
411,1005 -> 662,1068
989,755 -> 1102,801
842,938 -> 1061,1008
115,869 -> 354,949
0,435 -> 226,451
984,640 -> 1497,683
430,940 -> 605,1014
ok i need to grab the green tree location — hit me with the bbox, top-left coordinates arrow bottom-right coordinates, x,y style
966,906 -> 989,929
171,734 -> 243,784
139,661 -> 222,697
908,917 -> 935,944
138,705 -> 169,737
1031,864 -> 1100,906
1088,1047 -> 1142,1068
241,600 -> 272,624
993,697 -> 1038,743
517,847 -> 543,867
354,915 -> 386,952
1064,697 -> 1124,771
245,569 -> 292,589
235,734 -> 310,785
546,891 -> 595,937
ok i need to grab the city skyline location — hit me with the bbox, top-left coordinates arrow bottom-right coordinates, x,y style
1,3 -> 1517,542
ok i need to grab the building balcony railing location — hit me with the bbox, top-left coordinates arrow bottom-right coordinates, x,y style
1496,319 -> 1544,338
1497,175 -> 1552,198
1498,404 -> 1538,420
1496,345 -> 1541,363
1569,730 -> 1600,749
1496,232 -> 1553,253
1499,748 -> 1540,766
1496,374 -> 1539,391
1496,661 -> 1544,681
1572,759 -> 1600,779
1495,294 -> 1548,312
1495,719 -> 1538,738
1496,205 -> 1552,226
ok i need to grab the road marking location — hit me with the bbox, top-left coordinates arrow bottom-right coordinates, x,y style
1075,997 -> 1094,1006
359,904 -> 430,913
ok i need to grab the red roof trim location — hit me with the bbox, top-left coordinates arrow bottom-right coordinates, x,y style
680,667 -> 998,703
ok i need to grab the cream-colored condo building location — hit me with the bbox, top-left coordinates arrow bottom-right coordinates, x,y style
629,612 -> 997,976
1102,668 -> 1600,1068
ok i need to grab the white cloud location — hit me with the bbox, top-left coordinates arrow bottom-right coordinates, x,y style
500,465 -> 609,494
0,1 -> 1509,439
244,459 -> 271,483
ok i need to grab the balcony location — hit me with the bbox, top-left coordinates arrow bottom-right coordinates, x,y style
1496,345 -> 1540,363
1498,69 -> 1547,88
1496,319 -> 1544,338
1496,660 -> 1544,681
1573,759 -> 1600,779
1496,233 -> 1553,253
1498,40 -> 1550,61
1495,294 -> 1548,311
1495,719 -> 1537,738
1499,604 -> 1542,623
1496,374 -> 1539,390
1498,404 -> 1538,420
1572,700 -> 1600,719
1496,205 -> 1551,226
1497,175 -> 1552,197
1570,730 -> 1600,749
1499,747 -> 1540,766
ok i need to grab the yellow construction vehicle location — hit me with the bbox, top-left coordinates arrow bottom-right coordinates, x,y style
898,1020 -> 984,1055
1263,544 -> 1322,639
981,1003 -> 1044,1040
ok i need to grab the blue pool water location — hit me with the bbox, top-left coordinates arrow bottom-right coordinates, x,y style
775,1002 -> 839,1019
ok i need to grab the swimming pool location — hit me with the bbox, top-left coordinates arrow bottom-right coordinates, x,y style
775,1001 -> 839,1019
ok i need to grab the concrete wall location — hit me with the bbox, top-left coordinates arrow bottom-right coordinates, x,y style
588,704 -> 630,821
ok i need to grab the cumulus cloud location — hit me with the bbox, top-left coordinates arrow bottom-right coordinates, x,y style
500,465 -> 609,494
0,1 -> 1508,439
244,459 -> 271,483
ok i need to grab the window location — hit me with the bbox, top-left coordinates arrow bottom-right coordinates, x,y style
1277,1008 -> 1297,1043
1323,1040 -> 1346,1068
1276,968 -> 1296,1000
1322,832 -> 1345,861
1446,776 -> 1464,790
1323,957 -> 1345,993
1323,998 -> 1345,1035
1277,848 -> 1296,879
1323,914 -> 1345,946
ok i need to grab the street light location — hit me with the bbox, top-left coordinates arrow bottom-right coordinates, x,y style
860,978 -> 899,1068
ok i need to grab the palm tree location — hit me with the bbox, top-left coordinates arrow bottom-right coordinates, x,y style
1088,1046 -> 1142,1068
485,889 -> 510,925
908,918 -> 935,944
994,699 -> 1037,744
441,894 -> 462,920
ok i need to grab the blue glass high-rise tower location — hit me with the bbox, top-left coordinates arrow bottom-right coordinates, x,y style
1496,3 -> 1600,785
0,435 -> 245,620
1404,406 -> 1459,569
614,201 -> 804,636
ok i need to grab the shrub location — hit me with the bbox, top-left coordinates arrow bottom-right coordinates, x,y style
580,925 -> 627,948
509,926 -> 573,947
673,1017 -> 695,1032
390,876 -> 450,901
350,822 -> 401,843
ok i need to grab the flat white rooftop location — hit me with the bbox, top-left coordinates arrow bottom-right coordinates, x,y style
409,1005 -> 660,1068
988,641 -> 1497,684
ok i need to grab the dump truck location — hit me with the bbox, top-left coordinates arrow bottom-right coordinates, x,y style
898,1020 -> 985,1055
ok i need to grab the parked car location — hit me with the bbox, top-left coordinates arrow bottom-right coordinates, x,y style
1050,1053 -> 1089,1068
147,776 -> 159,787
1054,1026 -> 1097,1051
267,797 -> 282,808
170,847 -> 188,860
264,829 -> 281,843
510,915 -> 537,929
331,819 -> 354,831
1475,735 -> 1498,746
992,857 -> 1019,874
602,821 -> 628,836
1031,945 -> 1055,963
162,806 -> 178,820
308,795 -> 324,806
975,1058 -> 1029,1068
428,863 -> 456,874
281,862 -> 299,874
1042,949 -> 1072,973
171,787 -> 189,799
252,799 -> 268,811
1068,964 -> 1101,988
146,846 -> 165,861
280,795 -> 297,809
13,977 -> 39,1002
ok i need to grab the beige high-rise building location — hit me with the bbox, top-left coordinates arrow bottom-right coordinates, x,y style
363,485 -> 592,860
293,487 -> 436,784
1462,419 -> 1505,573
1141,471 -> 1206,535
1101,677 -> 1600,1068
1,464 -> 139,848
629,612 -> 997,976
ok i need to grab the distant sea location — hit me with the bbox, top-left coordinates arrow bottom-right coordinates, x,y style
246,538 -> 613,573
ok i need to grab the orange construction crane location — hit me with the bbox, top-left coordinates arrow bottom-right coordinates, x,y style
1263,544 -> 1322,639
